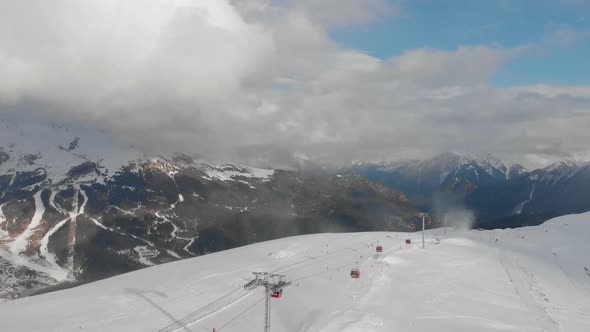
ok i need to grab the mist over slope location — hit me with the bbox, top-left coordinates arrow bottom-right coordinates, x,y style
1,212 -> 589,331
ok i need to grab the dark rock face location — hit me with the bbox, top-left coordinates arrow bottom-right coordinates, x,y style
66,162 -> 100,179
0,150 -> 9,166
0,158 -> 416,299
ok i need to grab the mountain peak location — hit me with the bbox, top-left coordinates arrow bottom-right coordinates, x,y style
465,153 -> 507,175
507,163 -> 529,179
544,160 -> 580,172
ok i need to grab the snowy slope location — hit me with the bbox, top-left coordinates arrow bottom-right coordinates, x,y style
1,213 -> 589,331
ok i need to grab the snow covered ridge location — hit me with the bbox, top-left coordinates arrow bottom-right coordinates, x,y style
201,162 -> 274,182
358,152 -> 507,174
0,137 -> 276,188
1,212 -> 589,331
349,152 -> 590,225
0,116 -> 138,185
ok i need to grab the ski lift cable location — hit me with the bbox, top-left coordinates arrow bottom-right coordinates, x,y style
163,245 -> 360,332
275,248 -> 355,274
174,287 -> 247,326
159,290 -> 241,332
271,244 -> 360,274
166,293 -> 242,332
161,235 -> 393,332
276,234 -> 392,281
157,284 -> 246,332
270,255 -> 319,273
273,235 -> 383,275
291,261 -> 353,283
158,288 -> 237,330
280,233 -> 394,273
290,237 -> 408,284
216,296 -> 266,331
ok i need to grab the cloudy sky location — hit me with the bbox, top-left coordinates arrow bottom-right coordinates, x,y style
0,0 -> 589,167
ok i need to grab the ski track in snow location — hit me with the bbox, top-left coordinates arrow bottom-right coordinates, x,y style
498,248 -> 559,331
66,186 -> 82,269
39,217 -> 71,280
36,188 -> 87,280
0,203 -> 8,240
78,189 -> 88,215
1,191 -> 70,282
166,250 -> 181,259
156,196 -> 195,256
49,190 -> 67,215
10,190 -> 45,255
7,173 -> 15,188
0,249 -> 69,283
90,218 -> 156,248
134,246 -> 158,267
182,237 -> 196,254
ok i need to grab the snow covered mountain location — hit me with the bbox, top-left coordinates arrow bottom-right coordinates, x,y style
1,212 -> 589,331
0,117 -> 416,300
465,159 -> 590,227
349,152 -> 509,207
349,153 -> 590,228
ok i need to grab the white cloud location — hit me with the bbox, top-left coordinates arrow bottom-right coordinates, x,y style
0,0 -> 589,168
292,0 -> 400,27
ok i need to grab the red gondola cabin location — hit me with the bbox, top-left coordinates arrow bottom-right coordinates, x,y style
350,268 -> 360,279
405,239 -> 411,245
376,245 -> 383,253
271,289 -> 283,298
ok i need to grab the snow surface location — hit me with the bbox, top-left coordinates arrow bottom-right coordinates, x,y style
39,217 -> 70,278
202,162 -> 274,182
9,190 -> 45,255
1,213 -> 590,331
0,114 -> 140,185
513,184 -> 536,215
0,203 -> 7,240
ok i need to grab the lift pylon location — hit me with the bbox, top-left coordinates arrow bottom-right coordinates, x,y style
244,272 -> 292,332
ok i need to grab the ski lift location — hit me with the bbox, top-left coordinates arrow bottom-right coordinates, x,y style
350,268 -> 360,279
271,289 -> 283,299
409,224 -> 416,231
426,217 -> 432,225
405,239 -> 411,245
376,245 -> 383,253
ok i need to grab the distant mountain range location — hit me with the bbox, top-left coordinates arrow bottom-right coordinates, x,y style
348,152 -> 590,229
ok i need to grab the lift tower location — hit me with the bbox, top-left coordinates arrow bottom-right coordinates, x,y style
417,212 -> 430,248
244,272 -> 291,332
